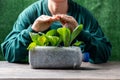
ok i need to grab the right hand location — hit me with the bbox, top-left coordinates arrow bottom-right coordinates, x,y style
56,14 -> 78,32
32,15 -> 59,32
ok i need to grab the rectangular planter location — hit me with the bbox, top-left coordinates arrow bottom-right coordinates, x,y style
29,46 -> 82,69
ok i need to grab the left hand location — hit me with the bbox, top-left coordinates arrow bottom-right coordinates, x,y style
55,14 -> 78,32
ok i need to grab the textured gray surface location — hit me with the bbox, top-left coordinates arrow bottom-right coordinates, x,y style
29,46 -> 82,69
0,61 -> 120,80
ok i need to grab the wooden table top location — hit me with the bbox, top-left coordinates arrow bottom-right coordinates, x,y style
0,61 -> 120,80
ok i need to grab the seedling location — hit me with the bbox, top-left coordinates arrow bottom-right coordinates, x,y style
27,24 -> 83,50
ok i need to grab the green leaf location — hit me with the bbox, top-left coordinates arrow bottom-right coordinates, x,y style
73,41 -> 83,46
38,32 -> 45,35
37,35 -> 48,46
29,32 -> 40,42
70,24 -> 83,44
27,42 -> 36,50
47,36 -> 60,46
46,29 -> 57,36
57,27 -> 71,47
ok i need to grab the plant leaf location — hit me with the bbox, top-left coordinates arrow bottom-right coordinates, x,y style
46,29 -> 57,36
73,41 -> 83,46
29,32 -> 40,42
38,32 -> 45,36
27,42 -> 36,50
37,35 -> 48,46
47,36 -> 60,46
57,27 -> 71,47
70,24 -> 83,44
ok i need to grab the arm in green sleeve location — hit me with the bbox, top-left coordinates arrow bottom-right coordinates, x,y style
1,2 -> 39,63
1,26 -> 34,63
78,9 -> 112,64
79,26 -> 112,64
69,1 -> 111,64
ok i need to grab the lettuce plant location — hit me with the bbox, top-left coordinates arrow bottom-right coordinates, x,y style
27,24 -> 83,50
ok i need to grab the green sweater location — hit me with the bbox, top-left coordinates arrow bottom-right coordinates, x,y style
1,0 -> 112,63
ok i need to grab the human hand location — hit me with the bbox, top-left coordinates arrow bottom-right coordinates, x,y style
32,15 -> 59,32
56,14 -> 78,32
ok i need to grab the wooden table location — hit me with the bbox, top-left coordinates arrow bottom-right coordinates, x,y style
0,61 -> 120,80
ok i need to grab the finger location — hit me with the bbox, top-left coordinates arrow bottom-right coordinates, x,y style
58,15 -> 71,25
36,15 -> 53,24
41,15 -> 60,23
45,16 -> 59,24
60,15 -> 72,21
51,15 -> 60,22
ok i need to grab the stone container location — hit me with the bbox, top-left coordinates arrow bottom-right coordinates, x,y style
29,46 -> 82,69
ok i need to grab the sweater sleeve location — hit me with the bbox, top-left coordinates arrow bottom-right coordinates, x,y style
1,2 -> 39,63
77,8 -> 112,64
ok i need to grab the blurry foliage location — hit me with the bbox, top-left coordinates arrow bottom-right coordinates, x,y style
0,0 -> 120,61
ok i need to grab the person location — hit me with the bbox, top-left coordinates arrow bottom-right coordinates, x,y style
1,0 -> 112,63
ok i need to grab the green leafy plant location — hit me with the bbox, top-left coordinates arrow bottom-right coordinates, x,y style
27,24 -> 83,50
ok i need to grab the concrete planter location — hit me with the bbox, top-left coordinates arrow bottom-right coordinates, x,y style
29,46 -> 82,69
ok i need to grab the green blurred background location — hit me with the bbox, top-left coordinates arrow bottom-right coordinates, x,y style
0,0 -> 120,61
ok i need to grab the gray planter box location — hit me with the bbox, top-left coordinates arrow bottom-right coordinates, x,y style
29,46 -> 82,69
